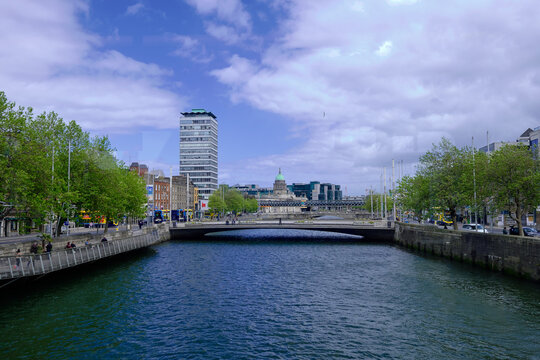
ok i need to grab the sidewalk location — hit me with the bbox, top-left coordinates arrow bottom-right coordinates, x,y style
0,225 -> 133,245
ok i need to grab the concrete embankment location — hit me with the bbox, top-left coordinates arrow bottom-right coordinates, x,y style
394,223 -> 540,281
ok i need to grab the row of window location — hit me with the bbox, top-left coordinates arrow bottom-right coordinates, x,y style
180,131 -> 217,137
180,119 -> 217,124
180,125 -> 215,130
180,149 -> 217,155
180,160 -> 217,166
180,155 -> 217,161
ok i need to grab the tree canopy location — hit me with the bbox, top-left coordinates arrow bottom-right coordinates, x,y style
0,91 -> 147,236
208,185 -> 259,215
396,137 -> 540,235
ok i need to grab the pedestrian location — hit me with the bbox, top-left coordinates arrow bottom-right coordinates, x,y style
46,241 -> 52,253
138,220 -> 142,229
503,227 -> 508,235
15,249 -> 21,268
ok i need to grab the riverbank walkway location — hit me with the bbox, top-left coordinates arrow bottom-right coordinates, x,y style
0,228 -> 162,285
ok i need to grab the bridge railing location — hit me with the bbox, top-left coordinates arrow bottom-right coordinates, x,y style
0,231 -> 159,281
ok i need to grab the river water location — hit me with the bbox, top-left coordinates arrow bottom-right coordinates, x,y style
1,229 -> 539,359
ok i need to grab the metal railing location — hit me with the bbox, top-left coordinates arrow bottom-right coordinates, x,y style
0,231 -> 160,280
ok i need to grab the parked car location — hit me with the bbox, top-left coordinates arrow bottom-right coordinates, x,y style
509,226 -> 540,237
462,224 -> 489,233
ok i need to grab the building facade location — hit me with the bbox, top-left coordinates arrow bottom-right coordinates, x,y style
179,109 -> 218,203
288,181 -> 342,201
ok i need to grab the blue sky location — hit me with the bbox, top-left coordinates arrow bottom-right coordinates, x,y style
1,0 -> 539,195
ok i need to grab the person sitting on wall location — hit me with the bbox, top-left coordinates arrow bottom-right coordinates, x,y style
503,227 -> 508,235
101,237 -> 108,242
65,242 -> 72,249
46,241 -> 52,253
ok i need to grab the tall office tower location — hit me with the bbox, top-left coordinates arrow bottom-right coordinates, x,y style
179,109 -> 218,203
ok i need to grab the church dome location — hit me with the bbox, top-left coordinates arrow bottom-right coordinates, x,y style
275,168 -> 285,181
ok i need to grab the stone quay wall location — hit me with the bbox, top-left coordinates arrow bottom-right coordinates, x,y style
394,222 -> 540,281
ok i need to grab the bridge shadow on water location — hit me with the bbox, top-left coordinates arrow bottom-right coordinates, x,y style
179,228 -> 369,244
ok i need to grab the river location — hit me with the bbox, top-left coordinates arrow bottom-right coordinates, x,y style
1,229 -> 539,359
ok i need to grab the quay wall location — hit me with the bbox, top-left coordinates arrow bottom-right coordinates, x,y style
394,223 -> 540,281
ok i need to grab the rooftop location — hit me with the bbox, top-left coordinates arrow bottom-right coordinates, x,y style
181,109 -> 217,119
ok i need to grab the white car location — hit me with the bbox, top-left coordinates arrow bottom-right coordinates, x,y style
462,224 -> 489,233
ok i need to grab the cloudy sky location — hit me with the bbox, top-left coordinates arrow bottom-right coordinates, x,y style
1,0 -> 539,195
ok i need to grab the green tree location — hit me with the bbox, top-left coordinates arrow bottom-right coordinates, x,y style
418,138 -> 471,229
244,196 -> 259,213
0,92 -> 147,236
225,189 -> 244,214
208,185 -> 227,215
362,193 -> 394,218
487,144 -> 540,236
396,174 -> 430,220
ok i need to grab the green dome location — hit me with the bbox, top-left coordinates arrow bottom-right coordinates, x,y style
275,168 -> 285,181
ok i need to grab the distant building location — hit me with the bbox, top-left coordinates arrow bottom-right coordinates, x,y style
478,141 -> 510,153
517,127 -> 540,150
180,109 -> 218,204
129,162 -> 148,176
130,163 -> 197,219
273,168 -> 288,196
288,181 -> 342,201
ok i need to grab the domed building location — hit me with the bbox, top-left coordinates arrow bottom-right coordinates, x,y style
273,168 -> 288,196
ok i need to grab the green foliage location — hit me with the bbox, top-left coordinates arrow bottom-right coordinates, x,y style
0,91 -> 146,235
396,175 -> 430,220
208,185 -> 259,214
397,138 -> 540,233
362,193 -> 394,217
487,144 -> 540,235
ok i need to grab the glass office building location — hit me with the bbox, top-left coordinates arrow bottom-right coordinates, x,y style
179,109 -> 218,201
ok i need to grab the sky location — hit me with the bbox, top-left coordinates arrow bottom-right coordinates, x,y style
1,0 -> 539,196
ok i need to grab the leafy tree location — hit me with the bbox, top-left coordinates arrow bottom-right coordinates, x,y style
208,185 -> 227,214
244,196 -> 259,213
0,92 -> 147,236
396,174 -> 430,220
225,189 -> 244,214
417,138 -> 472,229
362,193 -> 394,218
487,144 -> 540,236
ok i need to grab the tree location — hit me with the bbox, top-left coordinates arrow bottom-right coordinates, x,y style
417,138 -> 471,229
0,92 -> 147,236
225,189 -> 244,214
362,193 -> 394,218
244,196 -> 259,213
208,185 -> 227,215
487,144 -> 540,236
396,174 -> 430,221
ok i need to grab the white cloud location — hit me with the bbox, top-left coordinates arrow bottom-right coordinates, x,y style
376,41 -> 393,57
0,1 -> 186,133
169,34 -> 214,63
205,22 -> 242,45
184,0 -> 252,43
185,0 -> 251,29
387,0 -> 419,5
211,0 -> 540,193
126,2 -> 144,15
